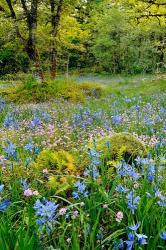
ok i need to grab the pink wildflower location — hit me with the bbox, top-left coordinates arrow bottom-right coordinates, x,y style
24,188 -> 33,197
59,208 -> 67,215
116,211 -> 124,222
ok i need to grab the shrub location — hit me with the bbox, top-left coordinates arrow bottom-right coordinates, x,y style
94,132 -> 147,163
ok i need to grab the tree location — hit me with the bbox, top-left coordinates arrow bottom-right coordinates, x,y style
4,0 -> 44,80
50,0 -> 64,79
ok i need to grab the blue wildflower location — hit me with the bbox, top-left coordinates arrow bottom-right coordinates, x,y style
72,191 -> 79,199
115,184 -> 129,193
4,140 -> 17,159
113,239 -> 124,250
24,141 -> 33,152
34,198 -> 59,232
125,233 -> 135,250
129,222 -> 141,231
3,114 -> 14,128
136,233 -> 148,245
0,97 -> 6,111
72,181 -> 89,199
160,231 -> 166,240
30,116 -> 42,128
127,191 -> 140,214
0,184 -> 4,193
147,164 -> 155,183
21,179 -> 29,190
75,181 -> 86,193
112,115 -> 122,125
0,199 -> 11,212
88,148 -> 100,158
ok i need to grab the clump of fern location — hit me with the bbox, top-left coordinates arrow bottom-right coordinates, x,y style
33,149 -> 77,193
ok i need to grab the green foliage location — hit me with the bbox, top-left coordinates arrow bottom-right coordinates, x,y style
34,149 -> 77,193
0,48 -> 29,76
91,7 -> 166,74
96,132 -> 147,163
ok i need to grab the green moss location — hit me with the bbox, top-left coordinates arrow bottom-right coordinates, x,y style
95,132 -> 147,163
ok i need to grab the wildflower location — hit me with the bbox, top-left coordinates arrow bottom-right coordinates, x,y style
34,198 -> 59,232
0,156 -> 6,161
116,211 -> 123,222
72,210 -> 79,219
75,181 -> 86,193
158,200 -> 166,207
160,231 -> 166,240
88,148 -> 100,158
0,98 -> 6,111
72,192 -> 79,199
84,165 -> 99,179
115,184 -> 129,193
129,222 -> 141,231
113,239 -> 124,250
33,191 -> 39,196
112,115 -> 122,125
59,208 -> 67,215
21,179 -> 29,190
66,238 -> 71,243
0,184 -> 4,193
24,188 -> 33,197
0,199 -> 11,212
103,204 -> 108,209
24,141 -> 33,152
125,233 -> 135,250
133,183 -> 139,189
80,202 -> 85,207
4,140 -> 17,159
42,168 -> 48,174
127,191 -> 140,214
147,164 -> 155,183
136,233 -> 148,245
3,114 -> 15,128
30,116 -> 42,128
72,181 -> 89,199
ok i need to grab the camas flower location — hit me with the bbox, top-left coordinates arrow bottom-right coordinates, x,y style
0,199 -> 11,212
112,115 -> 122,125
4,140 -> 17,159
160,231 -> 166,240
129,222 -> 141,231
136,233 -> 148,245
115,184 -> 129,193
125,233 -> 135,250
127,191 -> 140,214
0,184 -> 4,193
34,198 -> 59,232
72,180 -> 89,199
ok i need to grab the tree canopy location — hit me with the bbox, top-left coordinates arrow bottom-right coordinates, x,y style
0,0 -> 166,77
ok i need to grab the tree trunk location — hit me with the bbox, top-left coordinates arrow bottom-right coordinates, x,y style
6,0 -> 44,81
50,0 -> 64,79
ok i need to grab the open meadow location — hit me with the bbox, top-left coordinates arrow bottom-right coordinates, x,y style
0,74 -> 165,249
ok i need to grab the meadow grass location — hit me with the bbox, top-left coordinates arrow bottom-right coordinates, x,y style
0,73 -> 165,249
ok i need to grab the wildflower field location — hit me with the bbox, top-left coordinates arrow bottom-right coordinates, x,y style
0,74 -> 166,250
